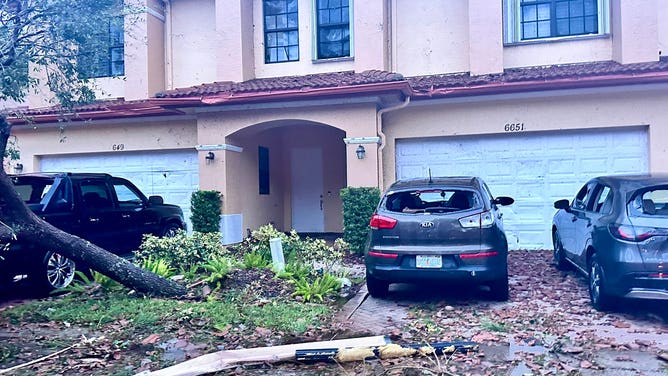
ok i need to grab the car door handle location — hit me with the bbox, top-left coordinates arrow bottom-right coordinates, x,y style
122,214 -> 131,219
89,217 -> 100,223
571,217 -> 577,222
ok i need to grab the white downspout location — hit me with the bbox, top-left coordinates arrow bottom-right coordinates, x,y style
162,0 -> 173,90
376,95 -> 410,192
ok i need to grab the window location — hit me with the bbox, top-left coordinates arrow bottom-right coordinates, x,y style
573,182 -> 596,211
80,181 -> 113,209
592,185 -> 613,214
315,0 -> 351,59
112,180 -> 144,208
259,146 -> 270,195
264,0 -> 299,63
504,0 -> 609,43
78,17 -> 125,78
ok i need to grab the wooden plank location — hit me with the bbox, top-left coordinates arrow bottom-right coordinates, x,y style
135,335 -> 388,376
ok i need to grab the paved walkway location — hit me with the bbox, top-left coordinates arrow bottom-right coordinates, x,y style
336,284 -> 410,335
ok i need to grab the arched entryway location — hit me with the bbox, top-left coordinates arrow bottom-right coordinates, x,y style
223,120 -> 347,235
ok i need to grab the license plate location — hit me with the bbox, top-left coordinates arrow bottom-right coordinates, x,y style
416,255 -> 442,268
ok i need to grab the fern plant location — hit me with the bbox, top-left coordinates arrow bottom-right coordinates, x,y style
243,251 -> 270,269
139,256 -> 175,278
292,273 -> 341,303
203,256 -> 233,285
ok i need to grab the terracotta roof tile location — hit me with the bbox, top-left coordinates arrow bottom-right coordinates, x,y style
156,70 -> 405,98
408,57 -> 668,95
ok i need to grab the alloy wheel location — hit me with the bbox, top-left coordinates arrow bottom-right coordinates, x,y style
46,252 -> 76,289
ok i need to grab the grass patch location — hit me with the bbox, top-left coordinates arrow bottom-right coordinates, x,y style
0,292 -> 330,335
481,319 -> 507,333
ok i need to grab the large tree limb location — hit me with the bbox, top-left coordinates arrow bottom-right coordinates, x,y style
0,115 -> 186,297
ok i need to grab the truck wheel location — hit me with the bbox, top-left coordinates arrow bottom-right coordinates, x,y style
161,223 -> 182,237
33,251 -> 76,292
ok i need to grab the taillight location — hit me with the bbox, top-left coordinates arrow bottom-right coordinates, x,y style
459,211 -> 494,228
370,214 -> 397,229
608,224 -> 668,242
368,251 -> 399,259
460,251 -> 499,259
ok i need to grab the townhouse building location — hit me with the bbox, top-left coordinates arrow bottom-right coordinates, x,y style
5,0 -> 668,249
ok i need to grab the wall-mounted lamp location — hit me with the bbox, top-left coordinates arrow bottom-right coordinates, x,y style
205,151 -> 215,161
13,163 -> 23,174
356,145 -> 366,160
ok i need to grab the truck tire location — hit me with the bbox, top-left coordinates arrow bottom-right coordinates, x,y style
33,251 -> 77,292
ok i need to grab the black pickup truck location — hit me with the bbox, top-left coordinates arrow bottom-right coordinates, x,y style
1,172 -> 186,291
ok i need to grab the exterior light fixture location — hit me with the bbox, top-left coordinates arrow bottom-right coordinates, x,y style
356,145 -> 366,160
205,151 -> 215,160
14,163 -> 23,174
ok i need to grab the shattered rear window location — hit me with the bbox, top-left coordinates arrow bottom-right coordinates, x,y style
631,188 -> 668,216
384,189 -> 481,214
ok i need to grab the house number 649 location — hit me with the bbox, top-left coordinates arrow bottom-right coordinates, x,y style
112,144 -> 125,151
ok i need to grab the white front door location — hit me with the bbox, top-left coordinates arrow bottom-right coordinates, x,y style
291,147 -> 324,232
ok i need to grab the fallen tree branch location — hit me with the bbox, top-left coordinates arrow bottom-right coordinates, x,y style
134,335 -> 388,376
0,336 -> 101,375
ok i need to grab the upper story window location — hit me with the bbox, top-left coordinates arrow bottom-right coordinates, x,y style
78,17 -> 125,78
504,0 -> 609,44
264,0 -> 299,63
315,0 -> 351,59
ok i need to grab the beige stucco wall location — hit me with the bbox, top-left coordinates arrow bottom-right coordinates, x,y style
392,0 -> 469,76
392,0 -> 664,76
381,87 -> 668,187
170,0 -> 218,87
10,118 -> 197,172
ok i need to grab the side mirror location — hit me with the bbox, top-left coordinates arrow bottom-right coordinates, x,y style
148,195 -> 164,205
494,196 -> 514,206
554,199 -> 570,210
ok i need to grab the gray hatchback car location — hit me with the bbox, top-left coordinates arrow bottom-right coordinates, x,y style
365,176 -> 514,300
552,175 -> 668,310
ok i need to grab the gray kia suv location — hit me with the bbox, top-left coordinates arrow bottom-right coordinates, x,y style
365,176 -> 514,300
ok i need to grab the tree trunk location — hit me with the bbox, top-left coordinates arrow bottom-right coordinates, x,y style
0,116 -> 186,297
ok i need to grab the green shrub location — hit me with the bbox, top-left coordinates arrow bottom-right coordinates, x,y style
190,190 -> 222,233
294,238 -> 343,276
340,187 -> 381,254
135,231 -> 226,270
292,273 -> 341,302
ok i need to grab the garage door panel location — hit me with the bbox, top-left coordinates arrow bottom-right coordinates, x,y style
396,127 -> 648,250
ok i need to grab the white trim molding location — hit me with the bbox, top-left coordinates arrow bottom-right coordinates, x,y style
196,144 -> 244,153
343,137 -> 380,144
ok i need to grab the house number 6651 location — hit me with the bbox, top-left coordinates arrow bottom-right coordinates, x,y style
112,144 -> 125,151
504,123 -> 525,132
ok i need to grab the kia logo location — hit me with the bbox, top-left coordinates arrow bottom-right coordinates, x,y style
420,221 -> 434,228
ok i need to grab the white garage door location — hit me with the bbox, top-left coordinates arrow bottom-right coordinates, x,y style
40,150 -> 199,231
395,127 -> 648,250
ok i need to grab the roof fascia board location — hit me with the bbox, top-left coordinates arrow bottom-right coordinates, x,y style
193,95 -> 384,113
11,114 -> 197,128
407,81 -> 668,107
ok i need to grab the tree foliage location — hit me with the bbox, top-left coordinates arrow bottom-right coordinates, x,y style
0,0 -> 132,107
